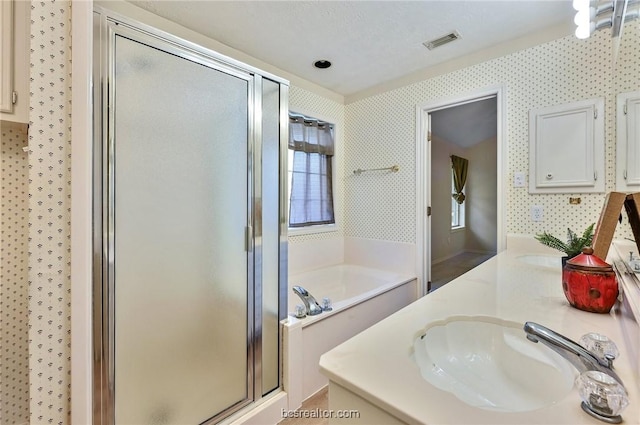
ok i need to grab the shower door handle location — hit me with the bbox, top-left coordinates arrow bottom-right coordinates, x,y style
245,225 -> 253,252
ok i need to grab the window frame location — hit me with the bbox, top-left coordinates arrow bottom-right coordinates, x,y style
451,172 -> 465,231
286,112 -> 340,236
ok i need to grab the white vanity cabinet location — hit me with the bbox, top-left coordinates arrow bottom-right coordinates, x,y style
617,91 -> 640,192
0,0 -> 29,124
529,98 -> 605,193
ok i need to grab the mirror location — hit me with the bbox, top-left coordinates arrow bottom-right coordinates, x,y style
613,15 -> 640,239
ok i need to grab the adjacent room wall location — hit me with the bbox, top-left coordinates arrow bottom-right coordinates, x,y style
466,137 -> 498,254
430,135 -> 497,264
431,135 -> 466,263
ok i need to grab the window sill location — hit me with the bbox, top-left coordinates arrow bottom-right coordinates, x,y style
288,223 -> 339,237
451,226 -> 466,234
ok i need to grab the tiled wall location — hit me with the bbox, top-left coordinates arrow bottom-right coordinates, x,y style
27,1 -> 72,424
345,25 -> 638,244
1,124 -> 29,425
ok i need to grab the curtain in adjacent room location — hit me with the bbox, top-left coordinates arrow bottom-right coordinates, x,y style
288,115 -> 335,227
451,154 -> 469,204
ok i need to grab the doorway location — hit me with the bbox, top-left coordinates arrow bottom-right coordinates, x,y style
415,87 -> 506,295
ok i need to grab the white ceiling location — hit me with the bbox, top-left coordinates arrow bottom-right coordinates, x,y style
128,0 -> 576,97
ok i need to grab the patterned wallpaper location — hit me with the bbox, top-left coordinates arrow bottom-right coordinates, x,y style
345,26 -> 638,244
18,3 -> 639,424
288,86 -> 346,243
1,125 -> 29,425
27,1 -> 72,424
615,21 -> 640,104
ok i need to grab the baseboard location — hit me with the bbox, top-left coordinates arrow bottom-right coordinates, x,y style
303,384 -> 328,403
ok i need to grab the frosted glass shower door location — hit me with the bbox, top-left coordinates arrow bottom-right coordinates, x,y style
112,35 -> 249,424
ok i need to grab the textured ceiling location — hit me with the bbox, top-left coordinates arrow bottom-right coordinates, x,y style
128,1 -> 575,96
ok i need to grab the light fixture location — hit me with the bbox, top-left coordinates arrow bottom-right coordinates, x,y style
313,60 -> 332,69
573,0 -> 639,39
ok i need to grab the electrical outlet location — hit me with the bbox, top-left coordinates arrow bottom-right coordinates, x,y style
513,172 -> 526,187
531,205 -> 543,222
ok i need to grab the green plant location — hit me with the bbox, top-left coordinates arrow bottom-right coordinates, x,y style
534,223 -> 595,258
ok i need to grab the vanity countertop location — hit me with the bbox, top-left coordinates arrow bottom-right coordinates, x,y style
319,239 -> 640,424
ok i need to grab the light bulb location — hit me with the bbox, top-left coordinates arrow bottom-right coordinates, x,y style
574,7 -> 596,25
573,0 -> 590,11
575,22 -> 594,39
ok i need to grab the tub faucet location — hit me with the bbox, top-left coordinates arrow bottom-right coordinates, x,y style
523,322 -> 623,385
292,286 -> 323,316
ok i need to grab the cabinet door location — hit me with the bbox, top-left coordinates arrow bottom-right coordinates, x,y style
0,0 -> 13,113
529,98 -> 605,193
616,91 -> 640,192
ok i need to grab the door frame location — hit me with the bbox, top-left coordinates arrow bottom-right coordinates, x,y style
415,85 -> 507,296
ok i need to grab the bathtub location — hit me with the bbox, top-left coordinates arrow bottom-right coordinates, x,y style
282,264 -> 418,409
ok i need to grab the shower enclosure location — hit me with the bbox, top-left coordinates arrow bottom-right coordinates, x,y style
92,9 -> 288,425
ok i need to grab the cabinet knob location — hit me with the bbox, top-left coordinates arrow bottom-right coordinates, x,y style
546,173 -> 553,180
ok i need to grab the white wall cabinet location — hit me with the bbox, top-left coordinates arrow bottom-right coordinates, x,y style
0,0 -> 13,113
529,98 -> 605,193
0,0 -> 29,123
617,91 -> 640,192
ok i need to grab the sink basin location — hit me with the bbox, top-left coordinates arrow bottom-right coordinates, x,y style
517,254 -> 562,269
412,316 -> 575,412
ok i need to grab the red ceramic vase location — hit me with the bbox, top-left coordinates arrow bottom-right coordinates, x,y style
562,247 -> 618,313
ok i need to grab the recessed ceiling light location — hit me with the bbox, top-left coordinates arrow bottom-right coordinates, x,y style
314,60 -> 332,69
423,31 -> 461,50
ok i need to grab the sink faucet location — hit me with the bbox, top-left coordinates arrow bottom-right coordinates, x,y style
524,322 -> 629,423
292,286 -> 323,316
523,322 -> 622,385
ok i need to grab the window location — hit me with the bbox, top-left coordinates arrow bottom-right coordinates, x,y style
288,114 -> 335,230
450,154 -> 468,229
451,173 -> 465,229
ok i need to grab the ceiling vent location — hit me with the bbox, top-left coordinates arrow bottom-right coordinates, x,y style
423,31 -> 461,50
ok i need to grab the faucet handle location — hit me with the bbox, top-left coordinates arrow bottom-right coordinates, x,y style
579,333 -> 619,365
321,297 -> 333,311
294,304 -> 307,319
577,371 -> 628,422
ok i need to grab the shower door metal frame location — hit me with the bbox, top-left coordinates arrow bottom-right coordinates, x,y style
92,8 -> 289,425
